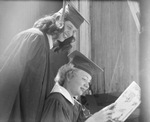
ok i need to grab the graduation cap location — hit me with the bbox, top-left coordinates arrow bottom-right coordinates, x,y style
68,50 -> 103,77
56,1 -> 89,29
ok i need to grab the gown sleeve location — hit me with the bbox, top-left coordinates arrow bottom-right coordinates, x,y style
41,96 -> 71,122
0,31 -> 47,121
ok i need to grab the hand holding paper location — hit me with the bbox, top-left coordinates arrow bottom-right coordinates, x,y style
86,81 -> 140,122
86,103 -> 115,122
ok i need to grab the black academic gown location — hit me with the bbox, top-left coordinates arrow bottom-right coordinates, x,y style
0,28 -> 52,122
46,50 -> 69,97
41,93 -> 87,122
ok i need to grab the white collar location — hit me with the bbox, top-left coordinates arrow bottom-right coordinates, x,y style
46,34 -> 53,49
51,83 -> 75,105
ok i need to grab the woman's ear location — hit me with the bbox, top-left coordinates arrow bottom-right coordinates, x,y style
66,70 -> 74,81
56,15 -> 64,29
56,15 -> 60,21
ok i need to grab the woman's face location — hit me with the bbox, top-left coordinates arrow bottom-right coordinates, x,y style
68,69 -> 92,96
58,21 -> 77,42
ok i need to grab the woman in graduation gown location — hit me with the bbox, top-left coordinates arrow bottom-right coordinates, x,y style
0,3 -> 85,122
41,51 -> 115,122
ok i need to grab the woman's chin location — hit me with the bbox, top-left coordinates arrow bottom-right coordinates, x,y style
79,91 -> 84,96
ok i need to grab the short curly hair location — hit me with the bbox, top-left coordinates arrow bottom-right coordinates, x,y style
33,13 -> 63,38
33,12 -> 72,38
54,63 -> 79,86
33,13 -> 76,53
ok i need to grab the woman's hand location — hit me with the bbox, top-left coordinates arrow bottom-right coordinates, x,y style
86,103 -> 116,122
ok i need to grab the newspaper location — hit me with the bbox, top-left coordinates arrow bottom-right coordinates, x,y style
110,81 -> 141,122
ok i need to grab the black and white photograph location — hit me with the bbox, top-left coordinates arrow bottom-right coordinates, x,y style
0,0 -> 149,122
